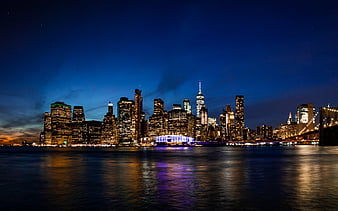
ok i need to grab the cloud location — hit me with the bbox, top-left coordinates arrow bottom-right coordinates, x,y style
145,63 -> 191,97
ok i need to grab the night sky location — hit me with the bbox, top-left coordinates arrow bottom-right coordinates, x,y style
1,0 -> 338,144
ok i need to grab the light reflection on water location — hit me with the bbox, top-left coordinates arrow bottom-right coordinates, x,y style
1,146 -> 338,210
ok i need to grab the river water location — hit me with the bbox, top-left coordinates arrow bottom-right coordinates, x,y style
1,146 -> 338,210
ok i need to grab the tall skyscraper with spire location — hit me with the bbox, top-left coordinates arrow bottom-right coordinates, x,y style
196,81 -> 205,118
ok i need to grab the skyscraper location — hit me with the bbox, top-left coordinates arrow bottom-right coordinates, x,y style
117,97 -> 134,144
219,105 -> 235,140
196,81 -> 205,117
235,95 -> 244,140
72,106 -> 85,123
168,104 -> 188,136
71,106 -> 85,144
148,98 -> 168,140
132,89 -> 143,143
101,102 -> 118,145
200,107 -> 208,125
297,103 -> 315,134
183,99 -> 192,114
42,102 -> 72,145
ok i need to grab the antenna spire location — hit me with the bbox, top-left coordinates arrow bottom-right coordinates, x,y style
198,81 -> 202,93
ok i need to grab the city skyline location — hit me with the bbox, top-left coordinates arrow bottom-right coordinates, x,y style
39,86 -> 327,146
1,1 -> 338,144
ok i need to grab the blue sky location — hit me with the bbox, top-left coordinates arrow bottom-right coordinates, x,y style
1,0 -> 338,143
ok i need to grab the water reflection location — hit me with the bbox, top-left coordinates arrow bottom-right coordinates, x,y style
1,146 -> 338,210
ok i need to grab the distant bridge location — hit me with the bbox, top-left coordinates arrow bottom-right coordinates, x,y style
285,106 -> 338,145
319,106 -> 338,145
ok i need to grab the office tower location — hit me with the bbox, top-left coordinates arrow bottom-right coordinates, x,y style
219,105 -> 235,140
117,97 -> 134,144
101,102 -> 118,145
196,81 -> 205,117
132,89 -> 143,143
208,117 -> 217,126
168,104 -> 189,136
71,106 -> 85,144
42,112 -> 52,144
140,112 -> 148,139
148,98 -> 168,140
235,95 -> 244,140
72,106 -> 85,122
82,120 -> 102,144
297,103 -> 315,133
287,112 -> 293,125
48,102 -> 72,145
200,107 -> 208,125
257,125 -> 273,140
183,99 -> 192,114
154,98 -> 164,115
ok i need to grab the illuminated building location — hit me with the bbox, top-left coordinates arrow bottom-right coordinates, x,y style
42,112 -> 52,144
297,103 -> 315,133
257,125 -> 273,140
200,107 -> 208,125
196,81 -> 205,117
140,112 -> 148,139
287,112 -> 293,125
117,97 -> 134,144
235,95 -> 244,140
82,121 -> 102,144
42,102 -> 72,145
183,99 -> 192,114
148,98 -> 168,140
101,102 -> 118,145
155,135 -> 195,145
219,105 -> 235,141
71,106 -> 85,144
132,89 -> 143,143
72,106 -> 85,122
168,104 -> 189,136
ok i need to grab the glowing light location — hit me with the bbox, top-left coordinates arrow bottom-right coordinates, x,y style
155,135 -> 195,144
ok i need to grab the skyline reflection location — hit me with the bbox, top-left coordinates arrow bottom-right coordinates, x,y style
1,146 -> 338,210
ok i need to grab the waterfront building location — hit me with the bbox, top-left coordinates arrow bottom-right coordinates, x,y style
183,99 -> 192,114
200,107 -> 208,125
155,135 -> 195,145
219,105 -> 235,141
196,81 -> 205,117
297,103 -> 315,134
82,121 -> 102,144
257,125 -> 273,140
42,112 -> 52,145
148,98 -> 168,141
117,97 -> 134,144
235,95 -> 245,140
42,102 -> 72,145
132,89 -> 143,143
71,106 -> 85,144
101,102 -> 118,145
168,104 -> 189,136
72,106 -> 85,123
